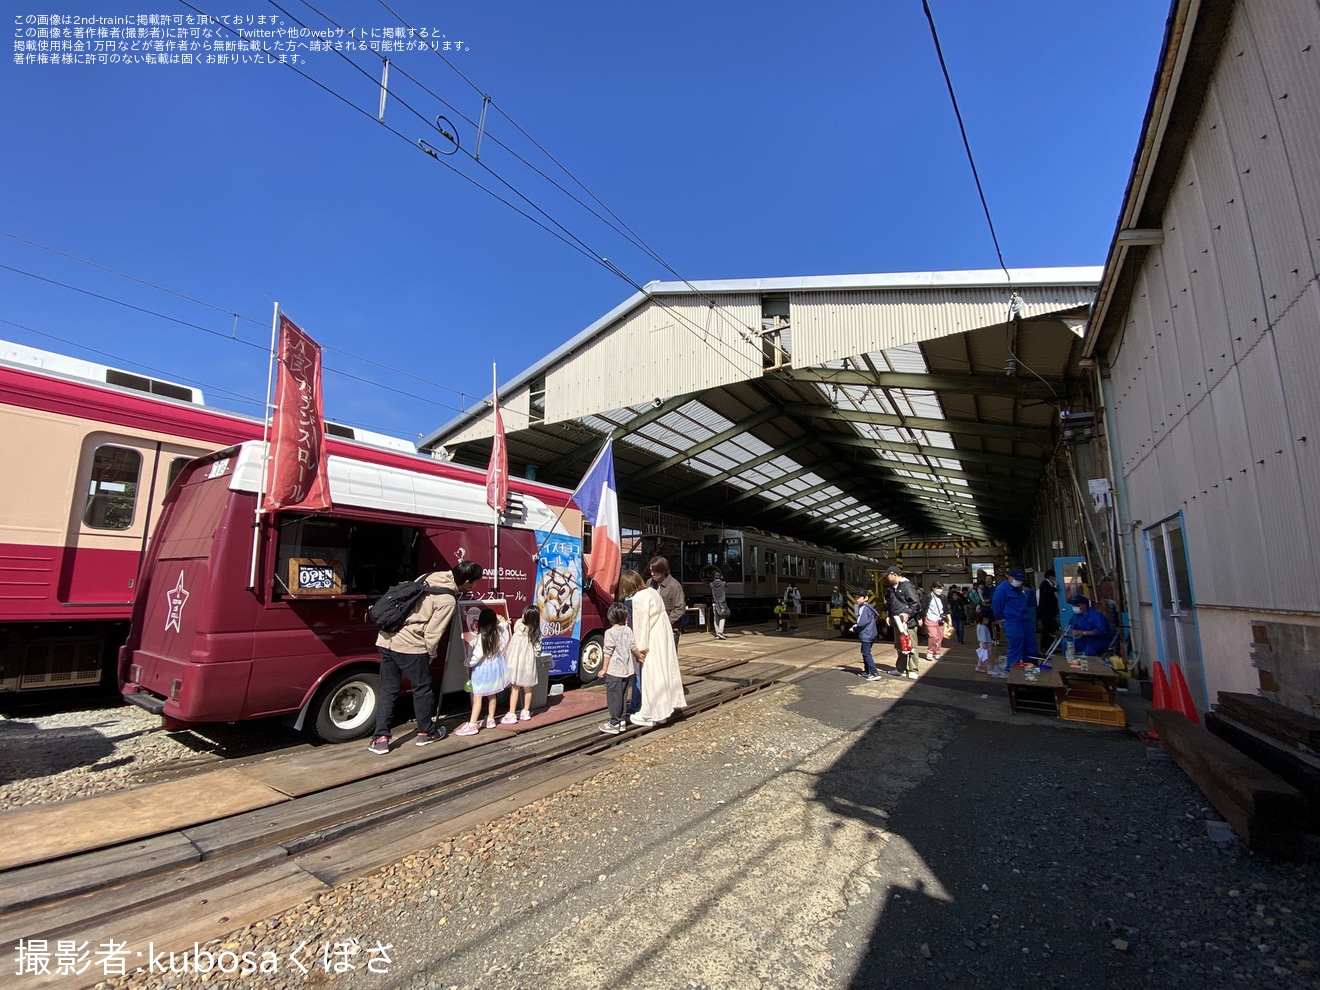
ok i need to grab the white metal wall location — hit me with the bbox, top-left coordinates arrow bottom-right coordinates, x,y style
789,286 -> 1095,368
544,294 -> 763,422
1105,0 -> 1320,614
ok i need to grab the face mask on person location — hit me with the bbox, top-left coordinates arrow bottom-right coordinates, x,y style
1009,579 -> 1023,588
1072,606 -> 1084,614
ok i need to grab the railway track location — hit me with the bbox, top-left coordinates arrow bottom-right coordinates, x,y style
3,656 -> 794,990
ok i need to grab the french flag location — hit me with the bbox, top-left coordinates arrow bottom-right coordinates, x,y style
570,438 -> 621,598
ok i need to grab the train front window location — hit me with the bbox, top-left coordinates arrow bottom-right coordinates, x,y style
723,539 -> 744,582
82,445 -> 142,530
681,542 -> 702,581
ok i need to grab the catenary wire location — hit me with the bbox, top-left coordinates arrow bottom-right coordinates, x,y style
181,0 -> 760,383
0,316 -> 439,438
920,0 -> 1009,283
371,0 -> 763,345
0,228 -> 475,403
278,0 -> 762,362
0,260 -> 465,414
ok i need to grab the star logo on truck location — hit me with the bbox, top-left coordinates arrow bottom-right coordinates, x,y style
164,570 -> 190,633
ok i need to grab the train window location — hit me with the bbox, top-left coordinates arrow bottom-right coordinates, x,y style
275,516 -> 421,597
166,457 -> 192,490
82,445 -> 142,530
723,539 -> 743,582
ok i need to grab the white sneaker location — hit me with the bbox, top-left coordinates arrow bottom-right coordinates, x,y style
908,670 -> 919,679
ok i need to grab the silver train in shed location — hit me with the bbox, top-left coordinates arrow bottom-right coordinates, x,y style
679,528 -> 881,612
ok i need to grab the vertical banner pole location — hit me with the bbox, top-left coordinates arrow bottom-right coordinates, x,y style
491,362 -> 500,593
249,302 -> 280,591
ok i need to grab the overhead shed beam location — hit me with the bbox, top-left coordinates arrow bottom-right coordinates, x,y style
680,436 -> 816,496
823,433 -> 1046,470
777,367 -> 1065,398
630,406 -> 784,482
784,404 -> 1053,445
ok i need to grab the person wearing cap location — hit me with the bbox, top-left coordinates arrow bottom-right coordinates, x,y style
883,566 -> 923,677
1068,595 -> 1110,656
991,567 -> 1038,671
849,589 -> 882,681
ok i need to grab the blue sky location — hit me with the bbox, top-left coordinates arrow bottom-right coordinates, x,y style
3,0 -> 1169,442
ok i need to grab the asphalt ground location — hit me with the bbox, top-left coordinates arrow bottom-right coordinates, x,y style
71,626 -> 1320,990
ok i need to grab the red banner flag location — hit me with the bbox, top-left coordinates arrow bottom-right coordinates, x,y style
485,391 -> 508,513
263,315 -> 332,512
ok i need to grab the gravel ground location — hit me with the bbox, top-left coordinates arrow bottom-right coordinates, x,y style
0,699 -> 295,810
68,658 -> 1320,990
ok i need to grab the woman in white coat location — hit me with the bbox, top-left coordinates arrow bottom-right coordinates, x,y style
618,570 -> 686,726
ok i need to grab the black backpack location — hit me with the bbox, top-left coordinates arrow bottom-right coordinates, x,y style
369,576 -> 455,635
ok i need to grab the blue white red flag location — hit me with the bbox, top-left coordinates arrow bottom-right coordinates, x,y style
570,438 -> 621,597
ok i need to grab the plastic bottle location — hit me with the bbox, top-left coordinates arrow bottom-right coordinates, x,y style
1065,637 -> 1076,663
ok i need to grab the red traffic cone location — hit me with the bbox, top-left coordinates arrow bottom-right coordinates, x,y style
1151,661 -> 1172,711
1169,662 -> 1201,724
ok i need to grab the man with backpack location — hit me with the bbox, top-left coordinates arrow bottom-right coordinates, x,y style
883,566 -> 923,677
369,559 -> 483,754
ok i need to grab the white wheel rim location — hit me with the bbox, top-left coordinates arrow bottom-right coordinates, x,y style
328,681 -> 376,731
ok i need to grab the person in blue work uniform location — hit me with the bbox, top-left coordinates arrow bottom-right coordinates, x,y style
991,567 -> 1038,671
1067,595 -> 1111,656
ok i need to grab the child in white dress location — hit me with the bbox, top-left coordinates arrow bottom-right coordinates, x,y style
455,608 -> 509,735
501,606 -> 541,724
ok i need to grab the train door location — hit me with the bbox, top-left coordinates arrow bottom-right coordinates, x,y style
62,436 -> 208,605
62,434 -> 160,605
1145,515 -> 1207,713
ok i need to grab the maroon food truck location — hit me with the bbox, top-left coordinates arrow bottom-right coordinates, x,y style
119,440 -> 607,741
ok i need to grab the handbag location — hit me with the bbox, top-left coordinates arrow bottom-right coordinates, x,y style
714,602 -> 731,618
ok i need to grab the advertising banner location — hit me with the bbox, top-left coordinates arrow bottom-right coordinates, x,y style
263,315 -> 331,512
533,529 -> 583,676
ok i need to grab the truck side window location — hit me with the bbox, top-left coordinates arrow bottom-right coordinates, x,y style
275,516 -> 421,597
83,445 -> 142,530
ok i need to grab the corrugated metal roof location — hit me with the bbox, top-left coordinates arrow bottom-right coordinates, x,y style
424,270 -> 1098,549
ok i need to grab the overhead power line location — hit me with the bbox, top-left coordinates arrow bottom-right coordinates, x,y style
195,0 -> 765,385
920,0 -> 1009,283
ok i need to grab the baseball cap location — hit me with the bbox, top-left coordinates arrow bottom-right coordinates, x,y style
885,566 -> 902,576
1008,568 -> 1026,580
1069,595 -> 1090,606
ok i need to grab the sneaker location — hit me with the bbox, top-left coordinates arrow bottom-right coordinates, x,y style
454,722 -> 479,736
499,712 -> 519,725
629,713 -> 654,727
598,721 -> 623,735
864,673 -> 882,682
484,717 -> 497,729
415,727 -> 448,746
367,734 -> 390,755
888,669 -> 905,677
519,710 -> 531,721
908,670 -> 919,679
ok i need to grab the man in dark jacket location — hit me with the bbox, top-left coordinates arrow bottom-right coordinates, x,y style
649,556 -> 686,649
883,566 -> 922,676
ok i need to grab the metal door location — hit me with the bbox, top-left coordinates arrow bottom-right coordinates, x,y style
1144,515 -> 1207,712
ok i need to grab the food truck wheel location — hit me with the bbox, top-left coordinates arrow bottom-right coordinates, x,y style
313,670 -> 380,742
577,633 -> 604,683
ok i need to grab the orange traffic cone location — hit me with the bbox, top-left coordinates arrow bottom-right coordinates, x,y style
1169,662 -> 1201,724
1151,661 -> 1172,711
